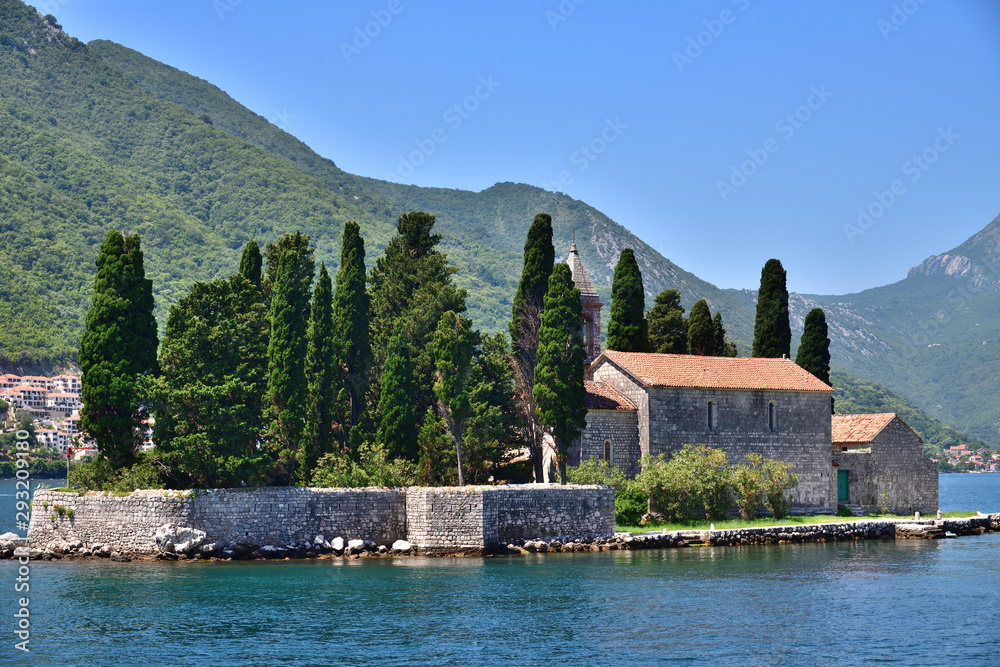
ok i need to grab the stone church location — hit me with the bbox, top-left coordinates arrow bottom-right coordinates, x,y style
561,244 -> 938,514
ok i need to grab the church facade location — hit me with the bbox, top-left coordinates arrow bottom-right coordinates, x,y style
562,246 -> 938,514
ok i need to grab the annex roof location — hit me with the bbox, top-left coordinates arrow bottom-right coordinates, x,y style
831,413 -> 898,443
566,243 -> 600,300
584,381 -> 636,411
596,350 -> 834,392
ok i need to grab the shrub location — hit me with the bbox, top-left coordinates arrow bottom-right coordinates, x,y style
68,453 -> 165,493
637,445 -> 732,522
731,453 -> 765,520
568,458 -> 645,525
311,441 -> 417,488
761,457 -> 797,519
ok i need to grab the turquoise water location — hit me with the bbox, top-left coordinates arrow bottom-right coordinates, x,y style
1,475 -> 998,666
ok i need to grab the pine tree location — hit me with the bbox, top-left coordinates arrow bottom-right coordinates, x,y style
302,263 -> 337,482
712,311 -> 737,357
433,311 -> 475,486
752,258 -> 791,358
266,249 -> 310,483
509,213 -> 555,482
647,289 -> 688,354
416,409 -> 457,486
607,248 -> 649,352
332,221 -> 371,438
464,333 -> 524,484
796,308 -> 832,412
687,299 -> 716,356
239,239 -> 262,288
377,324 -> 418,460
79,230 -> 158,469
534,263 -> 587,484
369,212 -> 466,423
150,274 -> 270,488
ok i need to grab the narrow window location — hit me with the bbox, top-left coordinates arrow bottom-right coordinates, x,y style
604,440 -> 612,464
707,400 -> 714,432
768,401 -> 777,432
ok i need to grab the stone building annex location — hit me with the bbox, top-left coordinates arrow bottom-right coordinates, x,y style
562,244 -> 938,514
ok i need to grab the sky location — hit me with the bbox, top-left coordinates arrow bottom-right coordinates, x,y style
48,0 -> 1000,296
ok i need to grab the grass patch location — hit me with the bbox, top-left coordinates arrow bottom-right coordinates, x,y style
617,511 -> 980,533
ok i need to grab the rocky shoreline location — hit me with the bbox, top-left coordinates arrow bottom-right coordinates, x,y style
5,513 -> 998,563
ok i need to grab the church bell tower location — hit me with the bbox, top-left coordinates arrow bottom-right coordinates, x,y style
566,243 -> 604,365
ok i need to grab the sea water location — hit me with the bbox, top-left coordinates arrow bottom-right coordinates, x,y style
0,475 -> 997,666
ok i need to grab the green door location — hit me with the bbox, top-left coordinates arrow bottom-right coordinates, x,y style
837,469 -> 849,503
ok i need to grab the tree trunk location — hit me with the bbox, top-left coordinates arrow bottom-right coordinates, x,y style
455,425 -> 465,487
555,435 -> 568,485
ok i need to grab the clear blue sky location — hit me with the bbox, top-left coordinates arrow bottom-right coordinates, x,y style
51,0 -> 1000,295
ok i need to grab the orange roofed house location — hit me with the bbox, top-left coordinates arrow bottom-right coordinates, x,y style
563,245 -> 938,514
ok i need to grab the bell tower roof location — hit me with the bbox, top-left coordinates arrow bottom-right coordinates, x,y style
567,243 -> 599,300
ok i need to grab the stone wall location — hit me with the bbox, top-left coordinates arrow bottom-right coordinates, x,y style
28,485 -> 615,556
574,409 -> 641,477
833,418 -> 938,514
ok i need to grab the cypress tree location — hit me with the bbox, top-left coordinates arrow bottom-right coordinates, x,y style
607,248 -> 649,352
752,258 -> 791,358
433,311 -> 475,486
687,299 -> 716,356
369,212 -> 466,423
332,221 -> 371,437
378,324 -> 418,460
266,249 -> 310,483
647,289 -> 688,354
534,263 -> 587,485
79,230 -> 158,469
713,312 -> 726,356
263,231 -> 314,298
302,263 -> 337,482
796,308 -> 833,412
509,213 -> 555,482
239,239 -> 262,288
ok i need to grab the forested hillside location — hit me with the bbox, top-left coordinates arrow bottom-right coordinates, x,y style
2,0 -> 999,449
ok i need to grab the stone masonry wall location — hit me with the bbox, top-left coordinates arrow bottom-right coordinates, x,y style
574,409 -> 641,478
28,485 -> 615,556
833,419 -> 938,514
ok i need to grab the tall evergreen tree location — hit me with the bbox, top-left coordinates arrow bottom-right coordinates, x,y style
464,333 -> 525,484
332,221 -> 371,439
433,311 -> 475,486
687,299 -> 716,356
302,263 -> 337,482
378,324 -> 418,460
263,231 -> 314,298
150,275 -> 270,488
796,308 -> 833,412
647,289 -> 688,354
752,258 -> 791,358
712,311 -> 738,357
266,249 -> 310,483
534,263 -> 587,485
607,248 -> 649,352
79,230 -> 158,469
369,212 -> 466,422
239,239 -> 262,288
509,213 -> 555,482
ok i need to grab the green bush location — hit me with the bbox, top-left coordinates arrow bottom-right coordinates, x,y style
761,457 -> 797,519
311,441 -> 417,488
568,458 -> 646,525
67,453 -> 165,493
731,454 -> 765,520
636,445 -> 732,522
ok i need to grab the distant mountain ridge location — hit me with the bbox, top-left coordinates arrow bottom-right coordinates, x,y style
1,0 -> 999,448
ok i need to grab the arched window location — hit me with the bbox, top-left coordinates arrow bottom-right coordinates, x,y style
707,400 -> 715,432
768,401 -> 777,432
604,440 -> 612,464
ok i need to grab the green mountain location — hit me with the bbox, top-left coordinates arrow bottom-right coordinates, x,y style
1,0 -> 998,451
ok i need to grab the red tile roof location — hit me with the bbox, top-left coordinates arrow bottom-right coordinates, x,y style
598,351 -> 833,392
584,381 -> 636,411
831,413 -> 897,443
